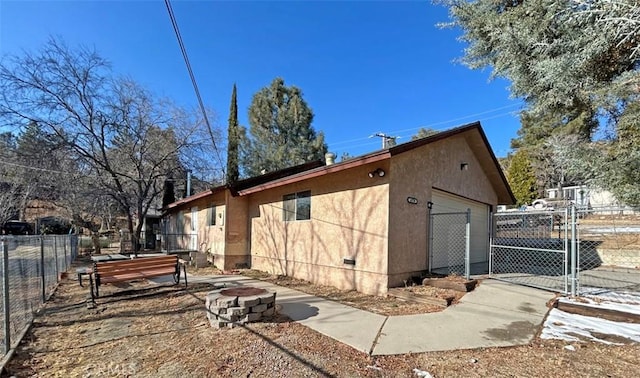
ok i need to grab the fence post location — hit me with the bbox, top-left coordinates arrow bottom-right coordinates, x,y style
563,207 -> 569,294
2,238 -> 11,354
427,202 -> 433,274
64,236 -> 68,270
40,237 -> 46,303
54,236 -> 59,279
570,205 -> 578,296
465,208 -> 471,280
488,210 -> 493,277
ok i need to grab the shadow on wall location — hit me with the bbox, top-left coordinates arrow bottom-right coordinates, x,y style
252,186 -> 386,294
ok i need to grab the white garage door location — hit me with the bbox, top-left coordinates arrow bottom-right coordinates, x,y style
431,190 -> 490,271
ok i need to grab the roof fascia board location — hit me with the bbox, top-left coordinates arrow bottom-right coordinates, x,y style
237,150 -> 390,195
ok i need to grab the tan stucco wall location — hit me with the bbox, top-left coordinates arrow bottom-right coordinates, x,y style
387,134 -> 499,286
220,193 -> 250,270
166,193 -> 226,261
164,190 -> 251,270
248,163 -> 390,295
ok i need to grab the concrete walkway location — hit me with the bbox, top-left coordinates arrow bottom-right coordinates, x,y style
184,275 -> 554,356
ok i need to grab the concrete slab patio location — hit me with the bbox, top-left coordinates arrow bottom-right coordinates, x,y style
372,280 -> 553,355
169,275 -> 555,355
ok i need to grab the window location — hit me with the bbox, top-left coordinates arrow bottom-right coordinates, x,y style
283,190 -> 311,221
207,205 -> 216,226
177,212 -> 185,232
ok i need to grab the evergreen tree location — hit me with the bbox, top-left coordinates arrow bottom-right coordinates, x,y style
241,78 -> 327,176
442,0 -> 640,205
226,84 -> 240,184
506,149 -> 538,207
442,0 -> 638,121
411,127 -> 438,140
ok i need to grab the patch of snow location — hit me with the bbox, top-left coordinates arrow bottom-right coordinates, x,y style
589,291 -> 640,305
541,308 -> 640,344
559,292 -> 640,316
564,345 -> 576,351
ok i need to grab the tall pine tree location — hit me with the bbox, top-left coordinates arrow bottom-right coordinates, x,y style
241,77 -> 327,176
226,84 -> 239,184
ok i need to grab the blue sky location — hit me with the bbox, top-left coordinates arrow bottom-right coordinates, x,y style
0,0 -> 522,159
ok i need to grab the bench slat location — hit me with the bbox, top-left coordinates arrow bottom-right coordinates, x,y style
95,256 -> 176,267
100,269 -> 176,284
97,262 -> 178,274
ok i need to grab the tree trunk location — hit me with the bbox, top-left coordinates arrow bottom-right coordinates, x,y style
126,214 -> 137,257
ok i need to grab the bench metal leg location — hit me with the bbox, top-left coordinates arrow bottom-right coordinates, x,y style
93,276 -> 99,298
89,274 -> 96,303
183,264 -> 188,288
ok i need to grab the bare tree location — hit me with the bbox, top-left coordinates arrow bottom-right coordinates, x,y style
0,38 -> 222,252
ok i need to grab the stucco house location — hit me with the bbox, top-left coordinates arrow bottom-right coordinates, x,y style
162,122 -> 514,295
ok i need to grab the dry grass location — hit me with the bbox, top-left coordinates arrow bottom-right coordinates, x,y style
2,262 -> 640,377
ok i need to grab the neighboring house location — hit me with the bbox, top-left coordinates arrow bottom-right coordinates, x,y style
163,122 -> 514,295
545,185 -> 624,209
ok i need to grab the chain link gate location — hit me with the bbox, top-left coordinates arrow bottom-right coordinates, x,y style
490,206 -> 640,296
429,210 -> 471,279
490,209 -> 572,294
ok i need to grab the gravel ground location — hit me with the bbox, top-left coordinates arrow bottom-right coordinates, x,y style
2,263 -> 639,377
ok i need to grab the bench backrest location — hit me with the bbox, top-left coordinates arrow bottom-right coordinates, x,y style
95,255 -> 178,276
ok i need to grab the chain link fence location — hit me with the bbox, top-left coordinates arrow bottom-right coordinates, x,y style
576,207 -> 640,293
429,211 -> 470,278
1,235 -> 78,356
490,207 -> 640,295
161,233 -> 198,253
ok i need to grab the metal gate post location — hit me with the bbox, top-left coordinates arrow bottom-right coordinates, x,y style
2,238 -> 11,354
570,205 -> 577,296
563,207 -> 569,294
40,237 -> 46,302
54,236 -> 59,279
488,212 -> 493,277
427,202 -> 433,274
465,208 -> 471,280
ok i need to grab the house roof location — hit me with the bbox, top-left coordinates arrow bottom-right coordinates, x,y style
163,160 -> 324,211
165,121 -> 515,211
237,122 -> 516,204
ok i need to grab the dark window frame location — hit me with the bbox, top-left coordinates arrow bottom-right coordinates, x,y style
208,205 -> 217,226
283,190 -> 311,221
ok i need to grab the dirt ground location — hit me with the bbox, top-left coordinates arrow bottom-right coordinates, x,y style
2,261 -> 640,377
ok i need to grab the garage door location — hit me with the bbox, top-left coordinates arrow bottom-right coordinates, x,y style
430,190 -> 490,272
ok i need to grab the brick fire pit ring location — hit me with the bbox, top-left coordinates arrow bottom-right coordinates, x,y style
205,286 -> 276,329
220,287 -> 267,297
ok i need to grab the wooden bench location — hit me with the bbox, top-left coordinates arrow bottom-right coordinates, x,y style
92,255 -> 187,298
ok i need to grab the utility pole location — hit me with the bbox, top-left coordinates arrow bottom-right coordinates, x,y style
371,132 -> 399,149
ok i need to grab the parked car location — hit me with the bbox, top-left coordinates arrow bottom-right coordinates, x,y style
1,221 -> 34,235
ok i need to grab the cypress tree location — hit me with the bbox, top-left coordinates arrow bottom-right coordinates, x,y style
226,84 -> 239,184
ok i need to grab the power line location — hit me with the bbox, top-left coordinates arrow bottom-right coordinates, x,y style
391,103 -> 522,135
164,0 -> 226,178
327,108 -> 520,153
327,103 -> 521,148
